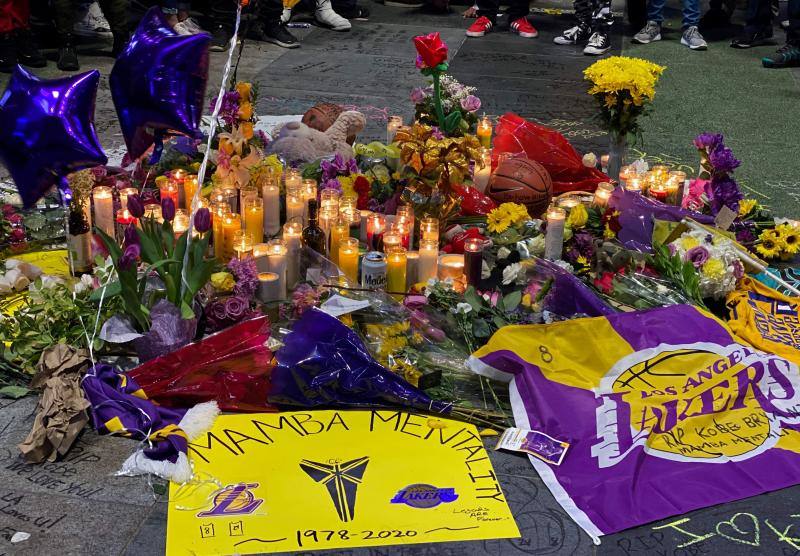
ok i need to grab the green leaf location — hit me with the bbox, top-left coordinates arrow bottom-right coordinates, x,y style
443,111 -> 462,134
94,226 -> 123,261
472,318 -> 492,338
89,279 -> 121,302
0,385 -> 30,399
493,315 -> 507,329
463,287 -> 484,313
180,301 -> 195,320
502,290 -> 522,312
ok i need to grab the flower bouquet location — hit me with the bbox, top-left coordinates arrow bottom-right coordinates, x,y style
410,74 -> 481,137
96,195 -> 215,360
583,56 -> 665,180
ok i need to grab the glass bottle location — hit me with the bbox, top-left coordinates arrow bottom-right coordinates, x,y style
302,199 -> 326,255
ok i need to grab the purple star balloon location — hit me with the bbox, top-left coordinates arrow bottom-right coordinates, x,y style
0,66 -> 107,208
110,7 -> 210,161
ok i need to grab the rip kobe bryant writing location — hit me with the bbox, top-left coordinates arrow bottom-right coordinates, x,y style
592,343 -> 800,467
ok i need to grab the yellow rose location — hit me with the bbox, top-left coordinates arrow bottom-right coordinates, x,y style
235,82 -> 252,101
240,121 -> 254,140
238,102 -> 253,121
210,272 -> 235,292
566,204 -> 588,229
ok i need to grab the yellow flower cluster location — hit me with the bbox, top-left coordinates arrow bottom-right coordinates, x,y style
756,225 -> 800,260
566,204 -> 588,229
364,321 -> 410,363
210,272 -> 235,292
486,202 -> 530,234
235,82 -> 254,123
584,56 -> 665,107
701,259 -> 726,280
738,198 -> 759,217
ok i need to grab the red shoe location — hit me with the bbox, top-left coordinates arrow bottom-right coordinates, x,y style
510,17 -> 538,38
466,16 -> 493,37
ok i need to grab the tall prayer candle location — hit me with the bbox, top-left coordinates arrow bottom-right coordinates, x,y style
212,204 -> 229,260
477,115 -> 492,149
395,205 -> 414,249
266,239 -> 288,299
286,192 -> 304,226
418,240 -> 438,283
544,206 -> 565,261
472,147 -> 491,192
382,230 -> 402,253
172,209 -> 190,237
284,168 -> 302,192
302,179 -> 317,226
320,188 -> 340,214
257,272 -> 280,304
666,171 -> 686,206
119,187 -> 138,212
329,220 -> 349,266
159,181 -> 179,209
464,238 -> 483,286
405,251 -> 419,289
338,238 -> 359,283
92,186 -> 114,237
261,179 -> 280,236
386,246 -> 407,300
222,186 -> 238,213
252,243 -> 271,273
367,213 -> 385,251
420,217 -> 439,243
183,175 -> 199,209
232,229 -> 253,259
283,221 -> 302,288
222,213 -> 242,261
244,196 -> 264,245
360,210 -> 373,242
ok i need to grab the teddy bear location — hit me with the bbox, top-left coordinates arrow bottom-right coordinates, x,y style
268,110 -> 366,164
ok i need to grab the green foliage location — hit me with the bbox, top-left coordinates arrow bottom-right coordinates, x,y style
650,243 -> 707,309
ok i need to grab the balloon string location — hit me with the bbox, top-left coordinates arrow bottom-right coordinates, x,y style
181,2 -> 243,294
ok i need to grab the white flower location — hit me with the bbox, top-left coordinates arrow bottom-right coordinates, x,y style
73,274 -> 94,294
527,235 -> 546,257
481,260 -> 491,280
497,246 -> 511,259
582,153 -> 598,168
502,263 -> 522,285
453,302 -> 473,315
631,159 -> 649,174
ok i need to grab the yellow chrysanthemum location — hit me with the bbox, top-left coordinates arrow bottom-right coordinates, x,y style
701,259 -> 726,280
499,202 -> 530,225
584,56 -> 666,106
776,224 -> 800,255
680,236 -> 700,251
487,208 -> 512,233
566,204 -> 588,229
738,199 -> 758,217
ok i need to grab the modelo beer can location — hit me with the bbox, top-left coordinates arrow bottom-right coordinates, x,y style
361,251 -> 387,289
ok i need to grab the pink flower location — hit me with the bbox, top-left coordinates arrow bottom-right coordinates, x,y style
682,178 -> 708,211
9,228 -> 25,243
2,204 -> 15,217
7,213 -> 23,225
410,87 -> 427,104
460,95 -> 481,113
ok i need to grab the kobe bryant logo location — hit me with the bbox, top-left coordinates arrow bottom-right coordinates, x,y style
197,483 -> 263,517
300,456 -> 369,522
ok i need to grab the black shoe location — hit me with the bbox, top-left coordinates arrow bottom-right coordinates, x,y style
252,21 -> 299,49
699,7 -> 730,30
731,27 -> 773,48
762,43 -> 800,68
15,30 -> 47,68
210,25 -> 232,52
337,5 -> 370,20
0,33 -> 16,74
112,31 -> 129,58
57,35 -> 80,71
583,31 -> 611,55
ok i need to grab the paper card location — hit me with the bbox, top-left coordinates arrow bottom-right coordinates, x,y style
495,427 -> 569,466
714,205 -> 737,231
167,411 -> 519,555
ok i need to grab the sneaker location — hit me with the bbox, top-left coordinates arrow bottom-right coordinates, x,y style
584,31 -> 611,55
466,16 -> 492,37
554,24 -> 590,45
315,0 -> 352,31
681,26 -> 707,50
337,5 -> 370,20
762,43 -> 800,68
259,21 -> 300,48
15,30 -> 47,68
174,18 -> 205,35
632,20 -> 661,44
73,2 -> 112,39
510,17 -> 538,38
0,33 -> 16,74
210,25 -> 232,52
57,36 -> 80,71
730,27 -> 773,48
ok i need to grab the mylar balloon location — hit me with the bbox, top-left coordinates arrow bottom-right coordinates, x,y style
110,7 -> 210,161
0,66 -> 107,208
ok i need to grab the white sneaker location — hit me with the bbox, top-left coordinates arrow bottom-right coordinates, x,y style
174,18 -> 205,35
73,2 -> 112,39
315,0 -> 351,31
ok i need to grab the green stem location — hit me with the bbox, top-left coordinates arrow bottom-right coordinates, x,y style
432,71 -> 446,132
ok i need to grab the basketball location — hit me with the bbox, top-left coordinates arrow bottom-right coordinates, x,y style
486,157 -> 552,218
302,102 -> 343,133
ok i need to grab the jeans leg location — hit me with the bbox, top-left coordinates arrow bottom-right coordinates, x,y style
257,0 -> 283,23
591,0 -> 613,31
646,0 -> 666,23
476,0 -> 500,23
574,0 -> 593,28
682,0 -> 700,27
505,0 -> 529,20
744,0 -> 772,33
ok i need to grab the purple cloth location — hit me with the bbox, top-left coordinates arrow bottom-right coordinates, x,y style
537,258 -> 615,318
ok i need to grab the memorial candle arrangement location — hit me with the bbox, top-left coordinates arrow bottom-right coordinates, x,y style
593,182 -> 615,208
266,239 -> 288,299
420,217 -> 439,244
261,178 -> 281,236
283,221 -> 302,289
418,239 -> 438,283
367,213 -> 386,251
387,115 -> 403,144
472,147 -> 491,193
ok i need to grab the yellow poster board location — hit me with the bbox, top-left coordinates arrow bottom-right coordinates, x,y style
167,410 -> 519,555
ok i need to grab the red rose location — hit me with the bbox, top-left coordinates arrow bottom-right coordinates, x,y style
9,228 -> 26,242
2,204 -> 15,217
7,213 -> 23,225
413,32 -> 448,69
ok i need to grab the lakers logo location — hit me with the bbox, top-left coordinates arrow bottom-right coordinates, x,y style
197,483 -> 263,517
592,343 -> 800,467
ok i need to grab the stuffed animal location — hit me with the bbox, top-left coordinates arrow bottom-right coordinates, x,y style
268,110 -> 366,164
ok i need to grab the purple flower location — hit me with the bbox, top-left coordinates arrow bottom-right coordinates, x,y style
123,224 -> 139,247
732,260 -> 744,280
194,207 -> 211,233
685,246 -> 710,268
709,175 -> 743,215
460,95 -> 481,113
216,148 -> 231,171
127,193 -> 145,218
224,295 -> 248,320
735,224 -> 756,244
572,232 -> 595,258
211,90 -> 241,127
668,243 -> 677,256
693,132 -> 723,151
431,127 -> 444,140
161,197 -> 176,222
228,256 -> 259,298
410,87 -> 427,104
708,144 -> 741,173
118,243 -> 140,271
321,178 -> 342,192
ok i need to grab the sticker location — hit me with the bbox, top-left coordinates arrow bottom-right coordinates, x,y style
495,427 -> 569,466
390,484 -> 459,508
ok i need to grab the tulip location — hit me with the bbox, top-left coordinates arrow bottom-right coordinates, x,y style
193,207 -> 211,233
123,224 -> 139,247
118,243 -> 140,271
161,197 -> 175,222
127,193 -> 145,218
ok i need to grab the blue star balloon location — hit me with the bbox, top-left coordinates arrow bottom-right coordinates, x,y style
0,66 -> 107,208
110,7 -> 210,161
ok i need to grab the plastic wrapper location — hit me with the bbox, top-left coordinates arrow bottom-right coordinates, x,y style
609,188 -> 714,252
128,316 -> 275,412
270,308 -> 452,414
533,257 -> 616,318
598,271 -> 696,310
493,113 -> 609,194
